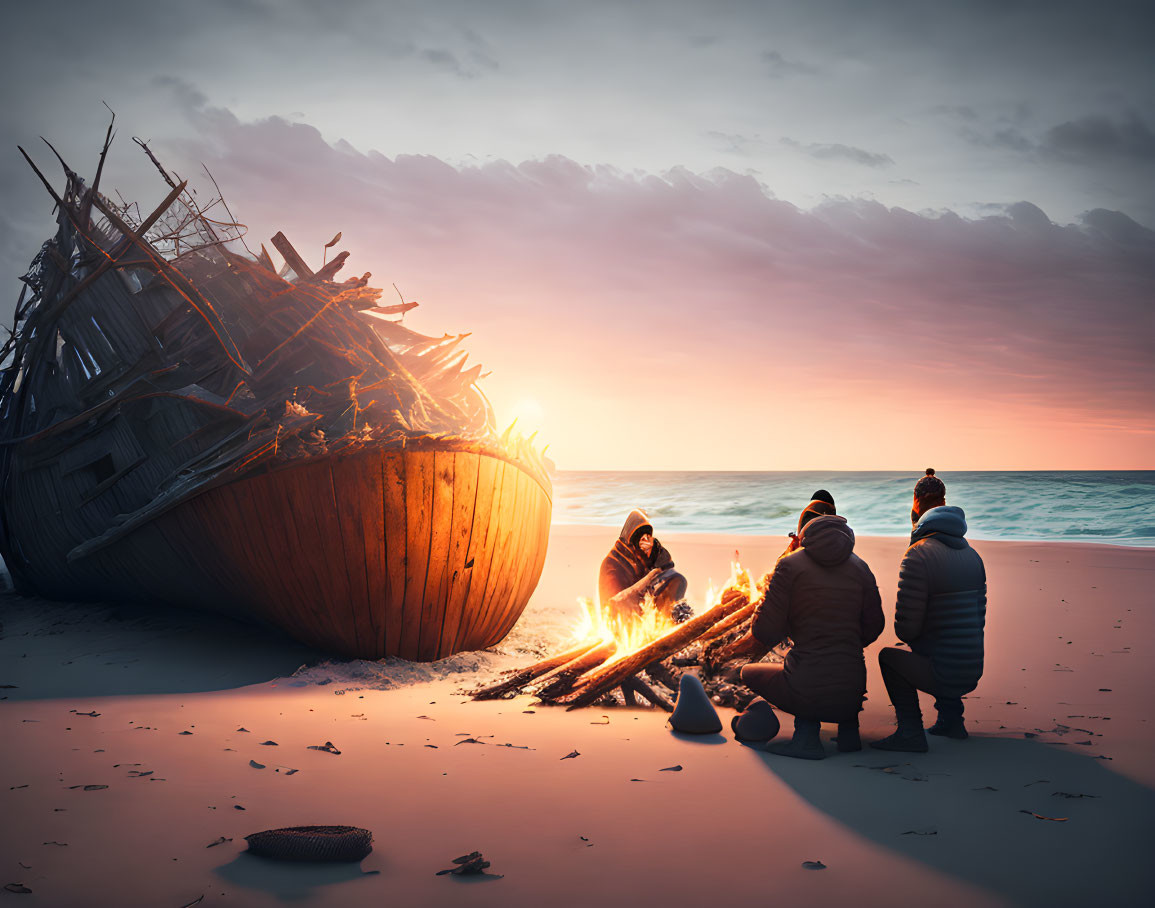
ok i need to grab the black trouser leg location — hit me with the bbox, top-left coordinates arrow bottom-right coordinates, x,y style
878,647 -> 937,726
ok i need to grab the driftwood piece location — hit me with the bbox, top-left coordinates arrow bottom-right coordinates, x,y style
471,640 -> 600,700
270,231 -> 314,280
536,641 -> 618,701
625,677 -> 674,712
557,595 -> 749,710
695,598 -> 757,645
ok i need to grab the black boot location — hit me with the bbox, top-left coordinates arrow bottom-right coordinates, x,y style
766,717 -> 825,760
927,714 -> 968,739
834,718 -> 862,753
871,707 -> 928,753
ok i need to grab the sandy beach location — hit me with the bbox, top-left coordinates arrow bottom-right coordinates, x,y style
1,526 -> 1152,907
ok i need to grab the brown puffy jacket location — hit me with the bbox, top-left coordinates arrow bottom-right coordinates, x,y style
598,509 -> 674,606
751,514 -> 884,721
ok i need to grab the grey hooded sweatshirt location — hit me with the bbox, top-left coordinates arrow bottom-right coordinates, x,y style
896,506 -> 987,697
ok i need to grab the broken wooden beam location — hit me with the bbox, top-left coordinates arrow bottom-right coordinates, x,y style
471,639 -> 600,700
271,231 -> 315,280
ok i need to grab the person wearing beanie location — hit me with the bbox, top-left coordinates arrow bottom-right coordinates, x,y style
872,469 -> 988,752
718,502 -> 884,760
599,508 -> 690,622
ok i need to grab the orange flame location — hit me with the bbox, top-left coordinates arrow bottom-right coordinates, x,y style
568,556 -> 761,665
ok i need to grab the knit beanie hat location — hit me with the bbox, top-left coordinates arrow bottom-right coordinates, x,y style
809,489 -> 835,507
913,468 -> 946,502
797,499 -> 836,533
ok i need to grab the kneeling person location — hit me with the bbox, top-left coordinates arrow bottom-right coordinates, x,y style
873,469 -> 987,752
731,511 -> 884,759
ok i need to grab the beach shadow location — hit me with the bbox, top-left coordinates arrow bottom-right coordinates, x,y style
0,591 -> 323,700
669,729 -> 728,746
754,734 -> 1155,905
214,853 -> 380,901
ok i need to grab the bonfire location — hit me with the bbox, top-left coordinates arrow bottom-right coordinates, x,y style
473,556 -> 784,710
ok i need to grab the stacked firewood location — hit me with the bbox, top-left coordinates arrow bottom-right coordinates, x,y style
472,585 -> 780,711
7,131 -> 550,500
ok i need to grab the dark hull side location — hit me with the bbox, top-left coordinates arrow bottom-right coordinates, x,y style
7,444 -> 552,661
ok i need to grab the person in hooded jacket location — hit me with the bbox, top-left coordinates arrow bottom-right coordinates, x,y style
599,509 -> 689,621
722,504 -> 885,760
871,469 -> 987,752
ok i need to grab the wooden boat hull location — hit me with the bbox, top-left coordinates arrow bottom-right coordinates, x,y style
9,443 -> 552,661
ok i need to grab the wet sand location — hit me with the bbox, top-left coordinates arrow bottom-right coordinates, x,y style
1,528 -> 1152,906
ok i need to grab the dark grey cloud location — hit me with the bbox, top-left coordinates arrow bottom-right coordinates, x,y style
1042,113 -> 1155,163
781,137 -> 893,167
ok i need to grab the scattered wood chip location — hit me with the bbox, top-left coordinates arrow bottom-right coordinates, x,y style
417,715 -> 434,720
1019,810 -> 1068,822
306,741 -> 341,754
237,727 -> 250,733
455,738 -> 484,745
561,750 -> 580,760
972,786 -> 998,791
68,785 -> 108,791
802,861 -> 827,870
206,837 -> 232,848
629,778 -> 647,782
178,731 -> 193,735
436,851 -> 502,878
1023,779 -> 1050,787
234,805 -> 246,810
179,897 -> 205,908
42,842 -> 67,846
276,768 -> 299,775
249,760 -> 266,769
3,883 -> 31,894
496,743 -> 534,750
260,740 -> 278,746
127,770 -> 154,777
590,716 -> 610,725
659,765 -> 683,772
9,784 -> 28,790
72,710 -> 100,717
901,827 -> 938,836
1053,791 -> 1100,799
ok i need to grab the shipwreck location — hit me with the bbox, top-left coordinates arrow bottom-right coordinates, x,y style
0,128 -> 552,661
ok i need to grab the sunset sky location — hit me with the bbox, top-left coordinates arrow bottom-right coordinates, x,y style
1,0 -> 1152,469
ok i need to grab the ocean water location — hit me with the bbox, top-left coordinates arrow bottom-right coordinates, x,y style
552,471 -> 1155,547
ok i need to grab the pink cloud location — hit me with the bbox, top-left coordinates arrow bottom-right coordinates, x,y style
143,101 -> 1154,468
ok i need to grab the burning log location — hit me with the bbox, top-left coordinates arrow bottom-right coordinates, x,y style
535,641 -> 618,701
471,640 -> 601,700
555,594 -> 749,710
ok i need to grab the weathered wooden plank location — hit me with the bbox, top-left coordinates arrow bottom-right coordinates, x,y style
399,451 -> 434,660
449,453 -> 498,654
484,469 -> 536,647
473,462 -> 524,648
316,457 -> 367,656
329,451 -> 386,656
434,451 -> 480,659
457,459 -> 509,651
417,450 -> 456,661
381,451 -> 408,656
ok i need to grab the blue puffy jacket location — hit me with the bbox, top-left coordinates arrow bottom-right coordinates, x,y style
894,506 -> 987,697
